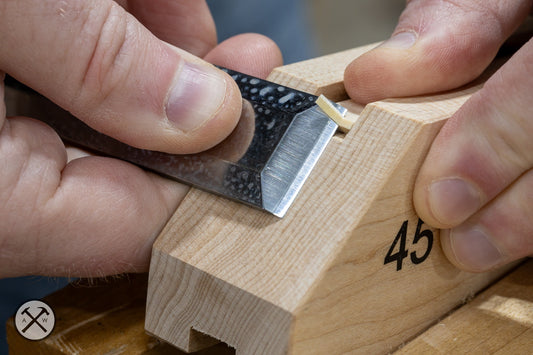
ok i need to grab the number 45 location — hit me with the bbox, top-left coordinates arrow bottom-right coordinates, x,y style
384,219 -> 434,271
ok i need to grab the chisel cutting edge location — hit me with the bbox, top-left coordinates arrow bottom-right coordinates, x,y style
6,69 -> 347,217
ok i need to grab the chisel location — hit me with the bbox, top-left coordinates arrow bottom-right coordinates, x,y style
6,69 -> 346,217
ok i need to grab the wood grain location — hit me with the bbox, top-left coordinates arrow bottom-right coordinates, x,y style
268,43 -> 379,101
290,84 -> 514,353
5,44 -> 525,355
146,46 -> 516,354
5,275 -> 235,355
396,260 -> 533,354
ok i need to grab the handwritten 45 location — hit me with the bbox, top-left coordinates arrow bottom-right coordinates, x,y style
384,219 -> 434,271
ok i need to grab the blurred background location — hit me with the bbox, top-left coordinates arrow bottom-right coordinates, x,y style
309,0 -> 404,57
209,0 -> 404,63
0,1 -> 404,353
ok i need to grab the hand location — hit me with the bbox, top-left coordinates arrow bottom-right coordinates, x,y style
345,0 -> 533,272
0,0 -> 282,277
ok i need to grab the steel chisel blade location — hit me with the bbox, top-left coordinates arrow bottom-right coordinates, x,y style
6,69 -> 345,217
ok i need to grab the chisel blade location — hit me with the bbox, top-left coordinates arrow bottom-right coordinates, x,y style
6,69 -> 346,217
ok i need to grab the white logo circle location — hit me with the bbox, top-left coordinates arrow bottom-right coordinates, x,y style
14,300 -> 55,340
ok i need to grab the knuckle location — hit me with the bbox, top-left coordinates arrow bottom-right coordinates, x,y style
501,170 -> 533,257
479,61 -> 533,173
398,0 -> 510,81
519,170 -> 533,216
402,0 -> 512,52
0,120 -> 53,247
73,3 -> 134,112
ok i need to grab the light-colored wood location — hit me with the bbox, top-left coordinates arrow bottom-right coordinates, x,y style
267,42 -> 379,101
316,94 -> 355,132
6,274 -> 235,354
146,46 -> 516,354
396,260 -> 533,354
289,88 -> 515,354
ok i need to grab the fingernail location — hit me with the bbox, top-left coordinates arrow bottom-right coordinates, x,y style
379,31 -> 417,49
449,227 -> 502,271
428,178 -> 481,225
166,62 -> 227,132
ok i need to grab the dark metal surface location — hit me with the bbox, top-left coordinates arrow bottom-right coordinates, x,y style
7,69 -> 341,217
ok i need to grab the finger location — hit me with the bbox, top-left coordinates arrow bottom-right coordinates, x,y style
413,40 -> 533,269
345,0 -> 532,103
205,33 -> 283,79
0,73 -> 5,127
414,40 -> 533,228
0,0 -> 241,154
441,169 -> 533,272
0,116 -> 188,277
124,0 -> 217,57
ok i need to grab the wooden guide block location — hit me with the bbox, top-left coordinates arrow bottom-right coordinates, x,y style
396,260 -> 533,354
267,42 -> 378,101
145,46 -> 516,354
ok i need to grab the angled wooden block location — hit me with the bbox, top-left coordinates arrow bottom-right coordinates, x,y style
396,260 -> 533,354
267,42 -> 378,101
145,47 -> 515,354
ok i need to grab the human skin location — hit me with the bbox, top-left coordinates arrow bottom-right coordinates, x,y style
7,0 -> 530,278
0,0 -> 282,277
345,0 -> 533,272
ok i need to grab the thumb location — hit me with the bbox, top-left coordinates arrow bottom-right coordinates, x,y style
0,0 -> 241,154
345,0 -> 532,103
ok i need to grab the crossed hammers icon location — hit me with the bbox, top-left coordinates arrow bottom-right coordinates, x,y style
21,306 -> 50,333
